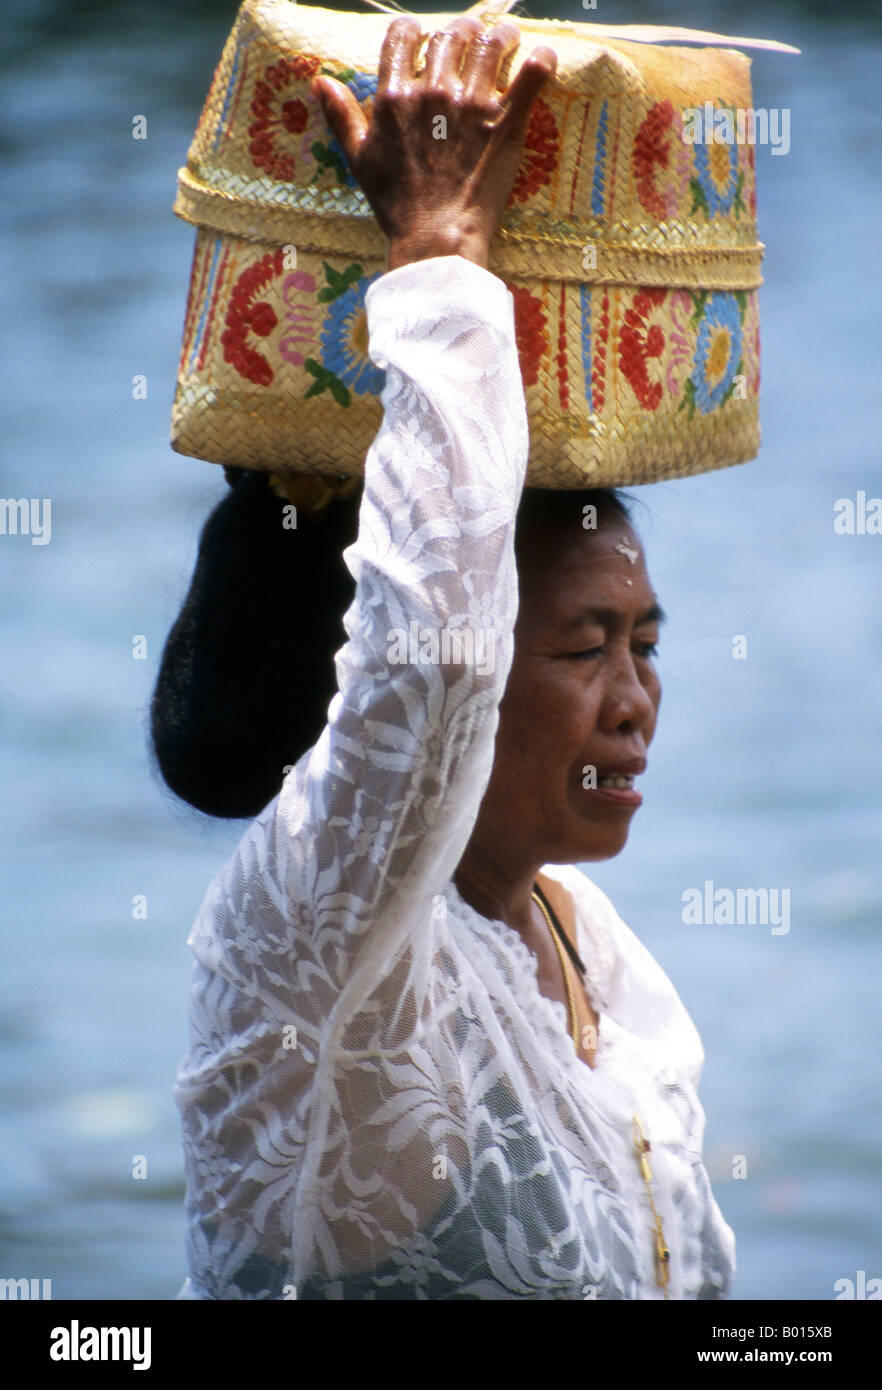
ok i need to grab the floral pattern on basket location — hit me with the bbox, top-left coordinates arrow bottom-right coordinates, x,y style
248,54 -> 323,181
221,250 -> 283,386
244,58 -> 379,188
173,6 -> 764,486
509,98 -> 560,205
507,284 -> 549,388
633,101 -> 688,221
213,245 -> 386,404
681,290 -> 747,416
200,37 -> 759,243
632,98 -> 753,225
618,288 -> 667,412
316,262 -> 386,398
178,226 -> 758,488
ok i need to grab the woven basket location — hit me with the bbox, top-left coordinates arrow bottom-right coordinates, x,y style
171,1 -> 770,490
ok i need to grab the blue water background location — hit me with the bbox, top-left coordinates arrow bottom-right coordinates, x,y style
1,0 -> 880,1299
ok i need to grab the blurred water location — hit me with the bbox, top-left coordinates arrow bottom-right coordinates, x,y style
1,0 -> 880,1300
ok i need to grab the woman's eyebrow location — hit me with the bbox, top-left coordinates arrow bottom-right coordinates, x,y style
640,601 -> 667,627
560,601 -> 667,632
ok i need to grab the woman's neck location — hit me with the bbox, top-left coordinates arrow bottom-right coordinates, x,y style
453,839 -> 542,937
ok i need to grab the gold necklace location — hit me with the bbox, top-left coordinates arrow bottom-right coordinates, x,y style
632,1115 -> 672,1298
531,888 -> 580,1051
531,884 -> 671,1298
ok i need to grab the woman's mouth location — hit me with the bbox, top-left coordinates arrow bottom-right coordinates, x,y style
593,780 -> 642,807
588,762 -> 646,807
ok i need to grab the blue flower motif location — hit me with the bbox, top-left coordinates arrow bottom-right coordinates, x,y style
320,272 -> 386,396
346,72 -> 379,105
690,293 -> 742,413
694,136 -> 737,217
326,72 -> 379,188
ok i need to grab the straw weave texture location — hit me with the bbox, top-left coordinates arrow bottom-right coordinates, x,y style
171,1 -> 764,487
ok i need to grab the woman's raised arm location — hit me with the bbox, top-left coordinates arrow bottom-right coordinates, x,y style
175,25 -> 573,1292
190,20 -> 556,1028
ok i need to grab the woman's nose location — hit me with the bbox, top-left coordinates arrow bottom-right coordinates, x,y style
601,652 -> 658,733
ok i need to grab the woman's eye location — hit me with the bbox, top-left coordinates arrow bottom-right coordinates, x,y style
565,640 -> 658,660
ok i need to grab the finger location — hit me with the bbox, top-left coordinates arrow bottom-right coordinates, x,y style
460,22 -> 521,101
421,17 -> 483,90
311,75 -> 368,165
375,15 -> 424,100
499,47 -> 558,132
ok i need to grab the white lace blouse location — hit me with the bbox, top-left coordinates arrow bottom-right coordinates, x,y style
173,254 -> 736,1300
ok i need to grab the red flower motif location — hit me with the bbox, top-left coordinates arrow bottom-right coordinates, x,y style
281,98 -> 308,135
221,251 -> 285,386
507,284 -> 548,387
248,54 -> 321,182
633,101 -> 675,221
619,287 -> 667,411
508,98 -> 559,205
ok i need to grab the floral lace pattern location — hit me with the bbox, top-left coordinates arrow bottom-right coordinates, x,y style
173,255 -> 735,1300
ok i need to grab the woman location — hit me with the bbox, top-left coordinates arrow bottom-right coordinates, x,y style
157,17 -> 735,1299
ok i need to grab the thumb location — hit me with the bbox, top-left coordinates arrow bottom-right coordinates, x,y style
311,75 -> 367,166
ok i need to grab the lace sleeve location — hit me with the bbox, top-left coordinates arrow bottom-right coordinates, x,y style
272,252 -> 527,1019
177,254 -> 530,1295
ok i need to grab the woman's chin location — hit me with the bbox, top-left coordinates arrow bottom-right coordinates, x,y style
552,822 -> 633,865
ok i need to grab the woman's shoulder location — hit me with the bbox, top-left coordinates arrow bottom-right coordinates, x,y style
538,861 -> 646,971
539,863 -> 706,1082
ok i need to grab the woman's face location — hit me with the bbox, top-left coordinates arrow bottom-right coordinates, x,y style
476,509 -> 663,867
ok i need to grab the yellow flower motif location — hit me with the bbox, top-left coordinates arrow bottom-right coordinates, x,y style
703,326 -> 732,393
708,141 -> 734,196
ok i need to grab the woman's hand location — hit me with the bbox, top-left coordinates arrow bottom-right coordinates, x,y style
311,17 -> 557,270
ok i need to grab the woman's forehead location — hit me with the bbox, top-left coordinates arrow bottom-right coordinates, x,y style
517,517 -> 658,623
519,509 -> 647,579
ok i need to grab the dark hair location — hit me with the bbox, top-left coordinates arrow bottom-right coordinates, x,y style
150,470 -> 634,819
514,485 -> 633,568
150,467 -> 359,820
